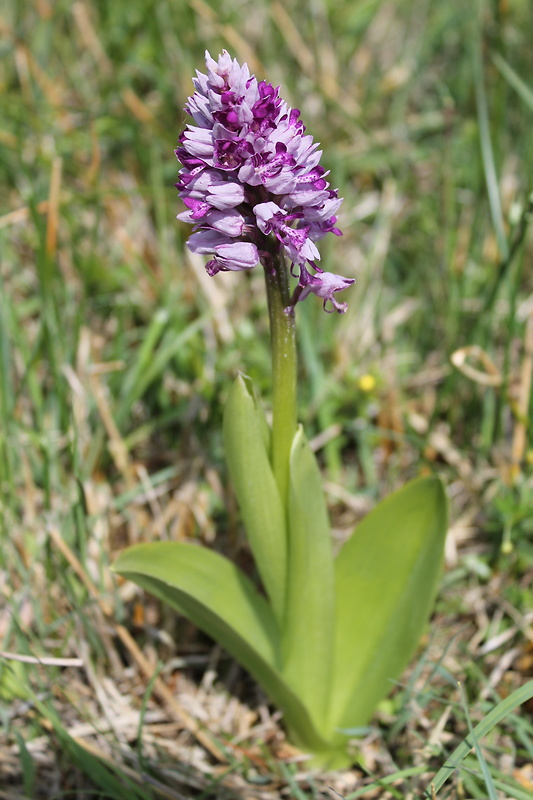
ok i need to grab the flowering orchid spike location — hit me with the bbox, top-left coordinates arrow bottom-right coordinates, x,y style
176,50 -> 353,311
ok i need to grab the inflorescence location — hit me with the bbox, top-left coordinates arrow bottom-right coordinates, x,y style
175,51 -> 354,312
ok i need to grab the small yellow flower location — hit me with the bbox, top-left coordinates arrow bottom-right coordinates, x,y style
358,373 -> 376,393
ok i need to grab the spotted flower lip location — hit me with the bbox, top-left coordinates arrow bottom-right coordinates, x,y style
175,50 -> 354,312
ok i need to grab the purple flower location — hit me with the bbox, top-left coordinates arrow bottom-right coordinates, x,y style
297,266 -> 355,313
176,50 -> 354,312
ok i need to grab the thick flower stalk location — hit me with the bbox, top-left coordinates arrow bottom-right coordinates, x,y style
175,50 -> 354,313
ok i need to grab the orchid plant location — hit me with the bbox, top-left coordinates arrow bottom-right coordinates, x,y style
113,51 -> 448,768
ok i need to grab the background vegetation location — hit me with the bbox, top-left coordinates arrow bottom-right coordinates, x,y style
1,0 -> 532,797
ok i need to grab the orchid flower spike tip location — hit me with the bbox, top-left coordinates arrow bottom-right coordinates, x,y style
176,50 -> 354,312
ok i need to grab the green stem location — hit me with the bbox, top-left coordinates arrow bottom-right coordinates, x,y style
263,247 -> 298,506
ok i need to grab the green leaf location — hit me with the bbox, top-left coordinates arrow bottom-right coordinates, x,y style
282,427 -> 335,733
223,374 -> 287,621
112,541 -> 330,756
114,541 -> 279,665
330,476 -> 447,731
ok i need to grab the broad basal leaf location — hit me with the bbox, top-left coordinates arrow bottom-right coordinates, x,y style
223,375 -> 287,621
112,541 -> 329,755
282,427 -> 335,734
330,476 -> 447,731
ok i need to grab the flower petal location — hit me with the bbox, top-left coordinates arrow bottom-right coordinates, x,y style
298,267 -> 355,313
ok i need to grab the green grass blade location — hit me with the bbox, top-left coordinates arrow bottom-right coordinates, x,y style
492,52 -> 533,112
459,682 -> 498,800
9,673 -> 154,799
117,313 -> 207,426
14,732 -> 36,798
492,779 -> 533,800
344,767 -> 428,799
472,22 -> 509,260
424,680 -> 533,797
119,307 -> 169,411
0,283 -> 13,493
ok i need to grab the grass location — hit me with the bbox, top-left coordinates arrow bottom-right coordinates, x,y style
1,0 -> 533,797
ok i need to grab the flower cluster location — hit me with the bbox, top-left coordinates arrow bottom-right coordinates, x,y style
175,51 -> 354,312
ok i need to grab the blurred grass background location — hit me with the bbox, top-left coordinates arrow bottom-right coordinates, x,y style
1,0 -> 533,797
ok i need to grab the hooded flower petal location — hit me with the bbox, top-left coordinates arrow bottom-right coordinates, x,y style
186,229 -> 234,254
204,208 -> 246,237
205,242 -> 259,275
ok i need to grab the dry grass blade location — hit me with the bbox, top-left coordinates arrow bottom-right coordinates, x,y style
0,652 -> 84,667
450,345 -> 502,388
46,524 -> 225,763
113,624 -> 226,762
511,312 -> 533,476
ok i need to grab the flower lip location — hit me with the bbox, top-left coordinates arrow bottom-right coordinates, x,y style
296,266 -> 355,313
